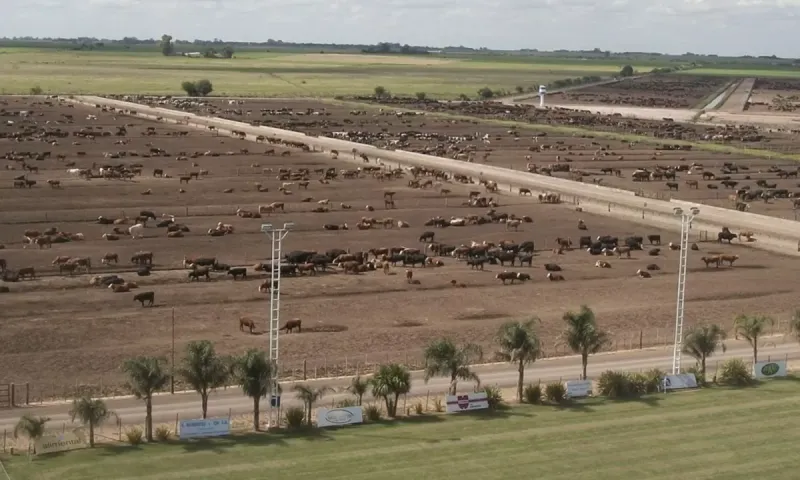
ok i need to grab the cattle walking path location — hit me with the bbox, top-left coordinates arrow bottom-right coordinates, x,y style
0,338 -> 795,430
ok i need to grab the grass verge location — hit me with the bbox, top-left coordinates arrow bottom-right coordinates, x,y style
328,99 -> 800,162
4,378 -> 800,480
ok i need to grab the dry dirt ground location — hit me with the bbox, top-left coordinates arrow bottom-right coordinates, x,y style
746,78 -> 800,114
2,96 -> 799,400
144,98 -> 800,219
545,75 -> 729,109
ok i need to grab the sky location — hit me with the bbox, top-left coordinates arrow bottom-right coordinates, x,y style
1,0 -> 799,57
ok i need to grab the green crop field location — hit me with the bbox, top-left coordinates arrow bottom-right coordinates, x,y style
4,379 -> 800,480
0,48 -> 653,99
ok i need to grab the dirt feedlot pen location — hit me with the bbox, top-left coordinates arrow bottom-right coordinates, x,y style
0,95 -> 798,400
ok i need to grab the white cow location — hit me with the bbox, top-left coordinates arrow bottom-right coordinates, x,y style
128,223 -> 145,239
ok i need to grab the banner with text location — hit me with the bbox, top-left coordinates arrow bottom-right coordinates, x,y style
565,380 -> 592,398
317,407 -> 364,428
754,360 -> 788,379
35,431 -> 87,455
446,392 -> 489,413
663,373 -> 698,391
179,418 -> 230,440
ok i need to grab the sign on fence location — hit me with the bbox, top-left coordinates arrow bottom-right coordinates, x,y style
754,360 -> 788,379
565,380 -> 592,398
317,407 -> 364,428
35,431 -> 87,455
663,373 -> 698,391
445,392 -> 489,413
179,418 -> 230,440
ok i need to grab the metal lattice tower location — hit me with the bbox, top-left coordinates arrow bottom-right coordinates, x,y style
261,222 -> 293,426
671,208 -> 699,375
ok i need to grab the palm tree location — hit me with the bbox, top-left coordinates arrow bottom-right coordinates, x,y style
682,324 -> 727,377
231,349 -> 274,431
370,363 -> 411,417
423,338 -> 482,395
69,396 -> 117,447
347,375 -> 369,405
178,340 -> 229,419
293,385 -> 331,426
14,414 -> 49,458
122,356 -> 169,442
789,309 -> 800,344
734,314 -> 774,363
560,305 -> 610,380
495,320 -> 541,403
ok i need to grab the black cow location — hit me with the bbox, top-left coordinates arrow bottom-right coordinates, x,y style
419,231 -> 435,243
579,236 -> 592,249
624,236 -> 644,249
516,272 -> 531,282
280,264 -> 298,276
647,235 -> 661,245
139,210 -> 157,220
519,241 -> 535,253
285,251 -> 315,264
517,254 -> 533,267
227,267 -> 247,280
492,251 -> 517,266
133,291 -> 155,307
402,254 -> 427,268
137,266 -> 152,277
188,268 -> 210,281
466,257 -> 486,270
544,263 -> 562,272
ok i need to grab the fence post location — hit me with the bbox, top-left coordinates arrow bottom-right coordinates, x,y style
10,384 -> 14,408
175,413 -> 179,435
303,359 -> 307,381
639,330 -> 643,349
25,383 -> 29,405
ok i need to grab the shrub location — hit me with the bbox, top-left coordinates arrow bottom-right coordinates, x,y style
284,406 -> 306,429
433,398 -> 444,412
523,383 -> 542,404
457,94 -> 470,101
718,358 -> 755,387
626,373 -> 649,396
544,382 -> 567,404
364,404 -> 382,422
195,79 -> 213,96
477,87 -> 494,99
483,385 -> 503,410
414,401 -> 424,414
684,366 -> 706,386
643,369 -> 667,393
30,86 -> 43,95
181,81 -> 198,96
154,425 -> 172,441
597,370 -> 633,399
374,86 -> 388,98
415,92 -> 426,100
125,427 -> 143,445
336,398 -> 356,408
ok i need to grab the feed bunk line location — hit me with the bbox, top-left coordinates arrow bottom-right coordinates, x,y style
261,222 -> 293,427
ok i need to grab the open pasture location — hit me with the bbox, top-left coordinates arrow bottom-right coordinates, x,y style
546,75 -> 730,109
2,96 -> 799,396
134,97 -> 800,219
746,77 -> 800,114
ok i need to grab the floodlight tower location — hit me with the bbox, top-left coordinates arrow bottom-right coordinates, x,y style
538,85 -> 547,107
261,222 -> 294,427
671,207 -> 700,375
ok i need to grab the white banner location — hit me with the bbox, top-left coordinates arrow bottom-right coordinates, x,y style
565,380 -> 592,398
663,373 -> 698,391
317,407 -> 364,428
754,360 -> 788,379
445,392 -> 489,413
179,418 -> 230,440
35,431 -> 87,455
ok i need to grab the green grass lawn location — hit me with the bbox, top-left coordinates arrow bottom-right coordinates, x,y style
0,49 -> 650,98
5,379 -> 800,480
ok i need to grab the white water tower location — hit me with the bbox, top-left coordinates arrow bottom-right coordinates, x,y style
538,85 -> 547,107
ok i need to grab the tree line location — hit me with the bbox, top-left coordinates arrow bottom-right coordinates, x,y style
13,308 -> 800,453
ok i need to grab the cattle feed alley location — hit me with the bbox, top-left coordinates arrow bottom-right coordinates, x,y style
67,95 -> 800,257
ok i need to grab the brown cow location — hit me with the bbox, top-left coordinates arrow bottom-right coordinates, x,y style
341,261 -> 360,274
280,319 -> 302,333
719,254 -> 739,267
405,269 -> 413,283
701,256 -> 721,268
239,318 -> 256,334
102,253 -> 119,265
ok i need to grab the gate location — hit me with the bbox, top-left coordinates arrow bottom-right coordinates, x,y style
0,384 -> 10,408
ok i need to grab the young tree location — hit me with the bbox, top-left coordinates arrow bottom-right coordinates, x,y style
415,92 -> 427,100
221,45 -> 235,58
789,309 -> 800,344
122,356 -> 169,442
423,338 -> 482,395
160,34 -> 174,56
370,363 -> 411,417
181,81 -> 198,96
231,349 -> 274,431
477,87 -> 494,99
619,64 -> 634,77
560,305 -> 610,380
69,396 -> 117,447
347,375 -> 369,405
374,86 -> 387,98
682,324 -> 727,377
292,385 -> 331,426
14,414 -> 49,458
734,314 -> 774,363
495,319 -> 541,402
178,340 -> 229,419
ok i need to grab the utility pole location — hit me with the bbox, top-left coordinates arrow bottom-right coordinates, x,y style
171,308 -> 175,394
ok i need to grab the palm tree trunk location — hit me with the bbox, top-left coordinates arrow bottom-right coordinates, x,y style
701,356 -> 707,377
582,353 -> 589,380
145,398 -> 153,442
89,422 -> 95,448
201,392 -> 209,419
517,359 -> 525,403
392,394 -> 401,417
450,373 -> 457,396
357,394 -> 363,406
383,396 -> 392,417
306,402 -> 312,427
253,397 -> 260,431
753,341 -> 758,364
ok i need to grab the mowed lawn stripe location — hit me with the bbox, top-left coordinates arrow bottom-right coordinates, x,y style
7,380 -> 800,480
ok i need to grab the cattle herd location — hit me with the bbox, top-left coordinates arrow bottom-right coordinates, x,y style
0,91 -> 796,397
